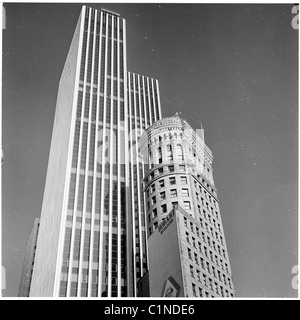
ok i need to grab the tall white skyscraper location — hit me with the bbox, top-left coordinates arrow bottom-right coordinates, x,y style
29,6 -> 161,297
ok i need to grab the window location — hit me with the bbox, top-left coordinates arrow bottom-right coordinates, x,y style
200,257 -> 205,269
198,241 -> 202,253
158,146 -> 162,164
185,232 -> 190,243
161,204 -> 167,213
169,177 -> 176,185
179,165 -> 185,171
160,191 -> 166,200
196,269 -> 201,282
190,222 -> 194,232
215,282 -> 219,294
168,165 -> 174,172
170,189 -> 177,198
187,248 -> 192,260
192,283 -> 197,297
152,196 -> 156,205
172,201 -> 178,208
220,286 -> 224,296
192,237 -> 196,248
151,184 -> 155,193
220,236 -> 224,245
212,266 -> 216,277
199,287 -> 203,297
183,201 -> 191,210
183,216 -> 187,227
206,262 -> 210,273
212,241 -> 216,251
209,278 -> 213,290
159,179 -> 164,188
225,263 -> 229,273
199,218 -> 203,228
190,265 -> 194,278
207,236 -> 211,247
181,176 -> 187,184
218,270 -> 221,281
182,188 -> 189,197
204,246 -> 208,257
153,208 -> 157,218
154,221 -> 158,230
203,274 -> 207,286
166,144 -> 173,160
177,144 -> 184,160
194,252 -> 199,265
215,255 -> 219,266
208,214 -> 211,223
158,167 -> 163,174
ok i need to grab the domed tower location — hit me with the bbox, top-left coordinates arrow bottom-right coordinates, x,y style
139,114 -> 234,298
140,113 -> 216,236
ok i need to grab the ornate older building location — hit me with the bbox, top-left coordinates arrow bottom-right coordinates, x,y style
139,114 -> 235,297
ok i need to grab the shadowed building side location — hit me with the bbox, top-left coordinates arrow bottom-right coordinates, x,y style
18,218 -> 40,297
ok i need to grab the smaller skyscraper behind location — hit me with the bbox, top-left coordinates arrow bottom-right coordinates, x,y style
18,218 -> 40,297
139,114 -> 234,297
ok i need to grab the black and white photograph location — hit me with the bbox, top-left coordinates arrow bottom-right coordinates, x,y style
1,1 -> 298,301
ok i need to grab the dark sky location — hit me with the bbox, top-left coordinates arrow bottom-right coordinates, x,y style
2,2 -> 298,297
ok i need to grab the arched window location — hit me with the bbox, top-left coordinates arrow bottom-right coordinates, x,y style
177,144 -> 184,160
166,144 -> 173,161
158,146 -> 162,164
149,150 -> 152,168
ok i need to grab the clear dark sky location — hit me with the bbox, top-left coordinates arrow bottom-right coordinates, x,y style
2,2 -> 298,297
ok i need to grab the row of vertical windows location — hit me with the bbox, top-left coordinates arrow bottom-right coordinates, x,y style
191,280 -> 233,298
127,74 -> 161,284
186,228 -> 229,274
197,206 -> 224,247
187,244 -> 232,291
62,10 -> 127,297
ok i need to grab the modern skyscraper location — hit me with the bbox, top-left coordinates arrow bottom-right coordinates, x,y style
30,6 -> 161,297
139,114 -> 235,297
18,218 -> 40,297
127,72 -> 161,295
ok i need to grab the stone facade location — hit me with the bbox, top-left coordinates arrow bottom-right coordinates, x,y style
140,114 -> 235,297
